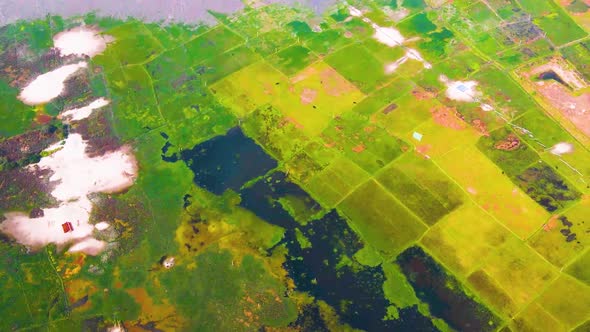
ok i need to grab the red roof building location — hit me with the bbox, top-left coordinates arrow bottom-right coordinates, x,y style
62,222 -> 74,233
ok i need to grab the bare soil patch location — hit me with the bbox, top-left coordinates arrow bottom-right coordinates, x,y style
300,88 -> 317,104
534,81 -> 590,137
471,119 -> 490,137
495,133 -> 521,151
412,87 -> 437,100
319,67 -> 358,96
430,105 -> 466,130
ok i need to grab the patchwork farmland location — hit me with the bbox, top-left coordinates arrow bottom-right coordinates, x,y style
0,0 -> 589,331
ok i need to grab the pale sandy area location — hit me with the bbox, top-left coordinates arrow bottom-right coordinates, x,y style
37,134 -> 137,201
347,5 -> 432,71
480,103 -> 494,112
1,199 -> 97,249
531,57 -> 587,91
94,222 -> 111,231
550,142 -> 574,155
68,238 -> 107,255
440,75 -> 480,102
384,56 -> 408,74
18,61 -> 87,105
59,97 -> 110,122
53,26 -> 114,58
373,26 -> 405,47
406,49 -> 432,69
348,6 -> 363,17
0,134 -> 137,255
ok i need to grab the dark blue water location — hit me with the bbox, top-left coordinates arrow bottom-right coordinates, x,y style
283,211 -> 438,332
239,171 -> 321,229
178,127 -> 277,195
162,127 -> 500,331
397,246 -> 502,332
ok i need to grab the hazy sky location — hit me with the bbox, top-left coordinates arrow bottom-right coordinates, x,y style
0,0 -> 339,26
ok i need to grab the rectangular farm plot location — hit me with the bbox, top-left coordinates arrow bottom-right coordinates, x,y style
535,10 -> 587,46
99,21 -> 164,66
351,77 -> 415,118
145,46 -> 191,83
104,66 -> 164,140
211,62 -> 287,117
377,152 -> 464,225
436,145 -> 550,239
472,68 -> 538,119
184,26 -> 244,66
284,140 -> 339,184
325,44 -> 393,93
474,236 -> 558,313
535,275 -> 590,329
361,37 -> 407,64
274,62 -> 366,136
242,104 -> 310,162
212,61 -> 365,135
247,29 -> 296,56
561,41 -> 590,82
529,199 -> 590,267
371,92 -> 433,137
304,28 -> 352,56
467,2 -> 503,28
513,109 -> 573,152
566,249 -> 590,286
514,162 -> 582,212
267,45 -> 317,76
321,112 -> 408,174
410,111 -> 482,158
376,166 -> 451,225
198,45 -> 261,84
510,302 -> 566,332
305,157 -> 369,208
338,179 -> 427,258
476,126 -> 541,177
513,109 -> 590,192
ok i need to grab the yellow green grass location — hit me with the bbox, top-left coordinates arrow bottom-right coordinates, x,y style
338,179 -> 428,258
528,198 -> 590,267
474,236 -> 557,314
421,202 -> 511,277
305,156 -> 369,208
436,145 -> 549,239
212,61 -> 365,136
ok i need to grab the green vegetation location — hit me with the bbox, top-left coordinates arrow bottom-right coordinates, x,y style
535,11 -> 588,46
325,44 -> 391,93
338,180 -> 428,257
267,45 -> 317,76
306,156 -> 369,207
376,153 -> 463,225
1,1 -> 590,330
476,126 -> 540,176
0,81 -> 36,136
562,41 -> 590,81
160,247 -> 297,331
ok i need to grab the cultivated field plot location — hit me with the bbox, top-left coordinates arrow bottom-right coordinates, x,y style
1,1 -> 590,331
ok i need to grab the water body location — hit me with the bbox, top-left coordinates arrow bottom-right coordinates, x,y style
397,246 -> 502,332
0,0 -> 338,26
239,171 -> 321,229
179,127 -> 277,195
166,128 -> 439,330
283,211 -> 438,331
